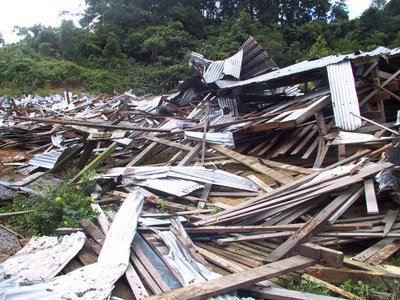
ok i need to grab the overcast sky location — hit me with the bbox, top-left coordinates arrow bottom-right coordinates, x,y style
0,0 -> 374,44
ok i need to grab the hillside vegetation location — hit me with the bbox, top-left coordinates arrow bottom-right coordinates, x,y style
1,0 -> 400,95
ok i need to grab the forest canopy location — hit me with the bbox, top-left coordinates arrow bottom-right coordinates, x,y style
1,0 -> 400,95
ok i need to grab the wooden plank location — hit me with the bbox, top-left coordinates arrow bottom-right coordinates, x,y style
274,125 -> 313,156
279,95 -> 330,128
146,256 -> 315,300
131,243 -> 172,293
80,219 -> 106,246
302,274 -> 363,300
216,232 -> 293,245
195,158 -> 386,227
383,210 -> 398,236
178,143 -> 202,166
265,186 -> 360,263
196,243 -> 262,268
328,186 -> 364,223
261,159 -> 314,175
144,136 -> 194,152
196,246 -> 245,273
291,126 -> 318,155
130,251 -> 162,295
211,145 -> 294,185
364,179 -> 379,214
352,238 -> 397,262
307,266 -> 387,284
125,263 -> 150,298
366,240 -> 400,265
247,175 -> 274,192
127,142 -> 158,167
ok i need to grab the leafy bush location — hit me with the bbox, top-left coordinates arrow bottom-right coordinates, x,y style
4,183 -> 97,235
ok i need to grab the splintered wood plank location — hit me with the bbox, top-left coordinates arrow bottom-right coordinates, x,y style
265,186 -> 360,263
146,256 -> 315,300
364,179 -> 379,214
211,145 -> 294,185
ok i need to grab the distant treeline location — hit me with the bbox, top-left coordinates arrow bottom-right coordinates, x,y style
1,0 -> 400,95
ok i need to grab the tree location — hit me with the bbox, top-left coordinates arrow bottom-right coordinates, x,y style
371,0 -> 386,10
0,32 -> 4,46
330,0 -> 349,21
309,35 -> 330,58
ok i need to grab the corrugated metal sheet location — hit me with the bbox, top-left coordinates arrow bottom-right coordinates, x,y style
184,131 -> 235,147
223,49 -> 243,79
104,166 -> 258,193
216,46 -> 400,89
125,177 -> 203,197
218,97 -> 239,117
2,232 -> 86,283
179,89 -> 196,106
240,36 -> 277,79
204,60 -> 225,83
0,192 -> 144,300
327,61 -> 362,131
28,151 -> 62,169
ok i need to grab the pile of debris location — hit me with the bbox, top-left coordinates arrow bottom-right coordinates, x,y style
1,36 -> 400,299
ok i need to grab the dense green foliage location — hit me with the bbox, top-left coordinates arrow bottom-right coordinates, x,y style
1,183 -> 97,235
1,0 -> 400,95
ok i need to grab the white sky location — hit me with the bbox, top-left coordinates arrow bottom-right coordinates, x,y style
0,0 -> 375,44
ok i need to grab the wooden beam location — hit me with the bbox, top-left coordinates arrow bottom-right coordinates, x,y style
146,256 -> 315,300
298,243 -> 343,268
